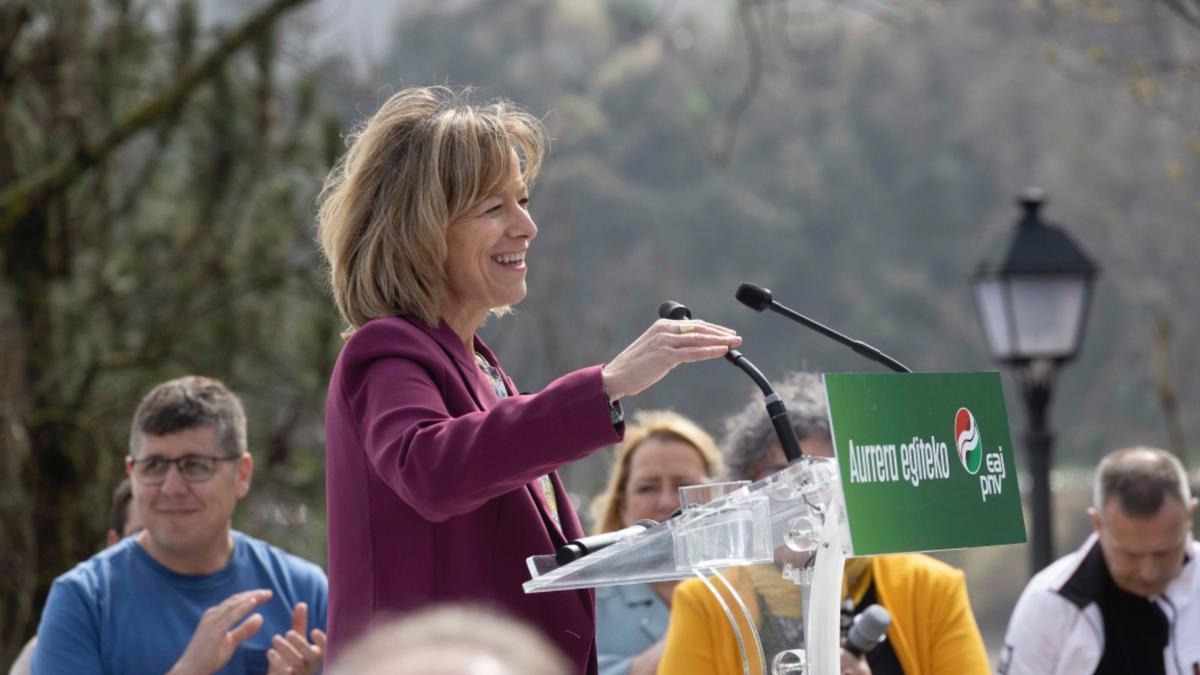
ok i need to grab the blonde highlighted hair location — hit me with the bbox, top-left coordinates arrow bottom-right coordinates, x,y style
591,410 -> 722,534
316,86 -> 546,332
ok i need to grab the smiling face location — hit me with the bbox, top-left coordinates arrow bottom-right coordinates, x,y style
442,162 -> 537,337
620,437 -> 710,527
127,426 -> 252,574
1091,495 -> 1197,597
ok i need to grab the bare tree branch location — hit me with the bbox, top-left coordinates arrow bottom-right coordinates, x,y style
696,0 -> 765,168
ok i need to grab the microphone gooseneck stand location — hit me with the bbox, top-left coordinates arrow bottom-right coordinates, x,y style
731,286 -> 910,675
658,301 -> 805,463
735,283 -> 912,374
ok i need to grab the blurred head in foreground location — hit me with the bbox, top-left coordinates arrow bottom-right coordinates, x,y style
330,605 -> 570,675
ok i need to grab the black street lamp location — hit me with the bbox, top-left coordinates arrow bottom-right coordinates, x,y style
971,188 -> 1099,576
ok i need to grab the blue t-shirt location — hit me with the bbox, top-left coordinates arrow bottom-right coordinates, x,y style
32,531 -> 327,675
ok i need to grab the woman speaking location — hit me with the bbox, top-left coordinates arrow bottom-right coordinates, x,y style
316,86 -> 741,672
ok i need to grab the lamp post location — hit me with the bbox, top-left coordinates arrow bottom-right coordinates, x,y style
971,188 -> 1099,576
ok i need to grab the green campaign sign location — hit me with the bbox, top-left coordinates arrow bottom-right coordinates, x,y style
824,372 -> 1026,556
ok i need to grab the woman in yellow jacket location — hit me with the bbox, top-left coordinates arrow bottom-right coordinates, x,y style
658,373 -> 990,675
659,555 -> 990,675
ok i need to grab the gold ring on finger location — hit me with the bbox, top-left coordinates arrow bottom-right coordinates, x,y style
678,323 -> 695,335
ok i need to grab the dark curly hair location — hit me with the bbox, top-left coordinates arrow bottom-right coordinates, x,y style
720,371 -> 830,481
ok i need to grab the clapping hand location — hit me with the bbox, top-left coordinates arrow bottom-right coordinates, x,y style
266,601 -> 326,675
169,589 -> 273,675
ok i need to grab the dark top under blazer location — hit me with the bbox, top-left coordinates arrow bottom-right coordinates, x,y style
324,315 -> 623,672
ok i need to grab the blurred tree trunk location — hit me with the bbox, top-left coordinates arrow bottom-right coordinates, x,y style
0,288 -> 35,663
1153,312 -> 1188,460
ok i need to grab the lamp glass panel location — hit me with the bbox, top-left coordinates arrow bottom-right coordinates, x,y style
1008,276 -> 1089,358
973,278 -> 1013,360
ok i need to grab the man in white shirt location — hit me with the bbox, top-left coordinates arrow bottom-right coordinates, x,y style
1000,446 -> 1199,675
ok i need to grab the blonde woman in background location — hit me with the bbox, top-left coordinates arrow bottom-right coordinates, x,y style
590,410 -> 723,675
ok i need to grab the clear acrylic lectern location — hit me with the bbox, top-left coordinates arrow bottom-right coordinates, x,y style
525,457 -> 851,675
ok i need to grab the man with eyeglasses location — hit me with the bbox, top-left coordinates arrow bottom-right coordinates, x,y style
32,376 -> 328,674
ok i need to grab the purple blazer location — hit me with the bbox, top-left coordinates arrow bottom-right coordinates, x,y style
324,315 -> 623,671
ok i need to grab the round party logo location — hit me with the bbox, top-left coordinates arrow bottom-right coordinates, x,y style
955,407 -> 983,475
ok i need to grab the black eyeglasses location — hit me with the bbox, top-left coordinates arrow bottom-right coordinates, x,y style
127,454 -> 242,485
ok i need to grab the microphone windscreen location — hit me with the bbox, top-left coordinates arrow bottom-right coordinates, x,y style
658,301 -> 692,320
735,283 -> 773,312
846,604 -> 891,655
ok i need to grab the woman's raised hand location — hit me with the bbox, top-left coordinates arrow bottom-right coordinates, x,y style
601,319 -> 741,401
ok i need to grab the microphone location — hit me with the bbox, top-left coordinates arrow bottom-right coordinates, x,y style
555,519 -> 657,566
657,301 -> 805,463
735,283 -> 911,373
844,604 -> 892,657
658,301 -> 691,321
